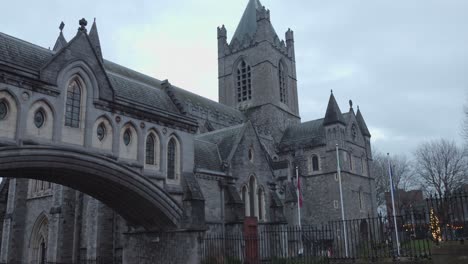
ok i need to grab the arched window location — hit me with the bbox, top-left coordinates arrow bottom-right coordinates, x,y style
236,60 -> 252,103
249,176 -> 256,217
65,79 -> 82,128
146,134 -> 155,165
0,100 -> 8,120
279,62 -> 287,103
123,129 -> 132,146
358,190 -> 363,210
312,155 -> 319,171
242,186 -> 249,216
258,188 -> 264,220
167,137 -> 180,180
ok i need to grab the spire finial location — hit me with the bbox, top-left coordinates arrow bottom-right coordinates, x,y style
59,21 -> 65,32
94,17 -> 96,23
357,105 -> 360,110
349,99 -> 353,109
79,18 -> 88,32
330,89 -> 333,94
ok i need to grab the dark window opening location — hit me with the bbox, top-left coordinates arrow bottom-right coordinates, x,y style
146,134 -> 155,165
34,110 -> 45,128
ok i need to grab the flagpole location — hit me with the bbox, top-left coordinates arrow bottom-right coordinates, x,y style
336,144 -> 349,258
387,153 -> 401,256
296,166 -> 302,228
296,166 -> 303,255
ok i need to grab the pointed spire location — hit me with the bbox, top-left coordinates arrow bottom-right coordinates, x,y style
230,0 -> 277,44
323,92 -> 346,126
356,107 -> 371,137
53,21 -> 67,52
88,18 -> 103,61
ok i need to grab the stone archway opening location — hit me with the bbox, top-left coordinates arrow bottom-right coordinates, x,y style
0,145 -> 183,231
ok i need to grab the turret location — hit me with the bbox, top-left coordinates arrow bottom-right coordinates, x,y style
88,18 -> 103,61
53,22 -> 67,52
323,91 -> 346,147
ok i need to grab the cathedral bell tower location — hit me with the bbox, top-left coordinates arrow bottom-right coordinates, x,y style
218,0 -> 300,141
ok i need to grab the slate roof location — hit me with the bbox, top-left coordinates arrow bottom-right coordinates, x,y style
280,118 -> 326,149
196,124 -> 245,162
323,93 -> 346,126
230,0 -> 278,44
0,32 -> 53,70
194,139 -> 222,172
166,85 -> 245,123
103,61 -> 179,112
356,109 -> 371,137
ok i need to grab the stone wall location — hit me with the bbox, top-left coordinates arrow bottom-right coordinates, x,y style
123,230 -> 201,264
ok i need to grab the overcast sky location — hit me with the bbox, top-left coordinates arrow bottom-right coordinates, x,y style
2,0 -> 467,157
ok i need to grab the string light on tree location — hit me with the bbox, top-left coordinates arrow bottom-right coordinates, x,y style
429,209 -> 441,242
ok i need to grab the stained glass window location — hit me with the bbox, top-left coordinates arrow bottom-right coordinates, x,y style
236,60 -> 252,103
65,80 -> 81,128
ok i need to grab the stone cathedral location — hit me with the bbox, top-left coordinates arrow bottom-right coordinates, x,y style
0,0 -> 375,263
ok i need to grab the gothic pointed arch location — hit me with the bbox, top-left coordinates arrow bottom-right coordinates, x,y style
278,60 -> 288,104
27,99 -> 55,140
28,213 -> 49,264
120,122 -> 138,160
167,134 -> 181,181
235,58 -> 252,103
145,129 -> 161,169
92,115 -> 114,151
0,89 -> 19,139
65,77 -> 84,128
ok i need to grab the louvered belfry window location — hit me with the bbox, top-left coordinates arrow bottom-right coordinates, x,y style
279,62 -> 287,103
236,60 -> 252,102
65,79 -> 81,128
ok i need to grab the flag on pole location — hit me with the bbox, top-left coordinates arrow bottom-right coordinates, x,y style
297,173 -> 303,208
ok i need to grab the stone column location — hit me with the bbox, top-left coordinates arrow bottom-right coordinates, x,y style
96,202 -> 114,262
0,178 -> 28,262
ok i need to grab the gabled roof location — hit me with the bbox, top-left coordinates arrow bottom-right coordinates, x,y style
196,123 -> 246,162
231,0 -> 262,44
0,32 -> 53,70
194,139 -> 222,172
356,108 -> 371,137
323,93 -> 346,126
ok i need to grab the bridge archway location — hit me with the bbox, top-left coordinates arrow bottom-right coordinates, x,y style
0,145 -> 182,230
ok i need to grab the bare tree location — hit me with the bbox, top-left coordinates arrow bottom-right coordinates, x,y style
414,139 -> 468,197
463,105 -> 468,142
370,150 -> 415,208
